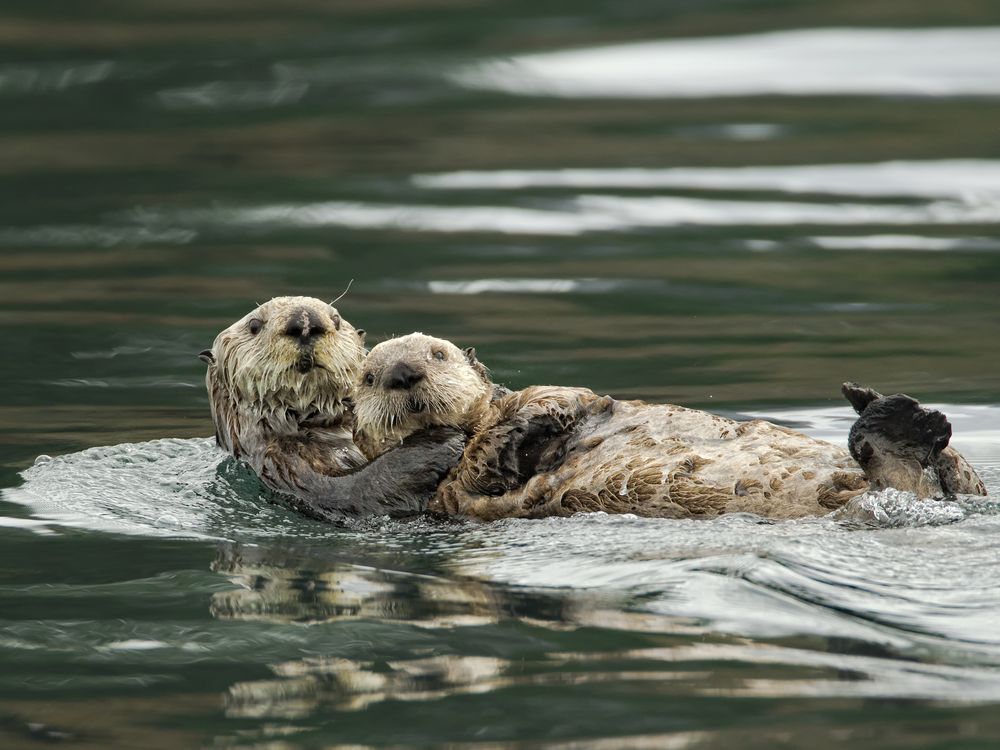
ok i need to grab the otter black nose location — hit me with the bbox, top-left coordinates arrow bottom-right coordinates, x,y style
385,362 -> 424,390
283,309 -> 327,345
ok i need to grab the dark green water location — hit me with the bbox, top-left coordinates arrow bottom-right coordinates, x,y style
3,2 -> 1000,748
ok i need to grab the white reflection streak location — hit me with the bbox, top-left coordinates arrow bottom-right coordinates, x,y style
156,81 -> 309,110
160,195 -> 1000,236
429,279 -> 580,294
0,225 -> 196,247
205,202 -> 624,235
810,235 -> 1000,251
452,27 -> 1000,98
574,194 -> 1000,227
414,160 -> 1000,200
0,61 -> 115,94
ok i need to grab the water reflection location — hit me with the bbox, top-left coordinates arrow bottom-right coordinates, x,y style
454,27 -> 1000,98
0,60 -> 116,94
5,1 -> 1000,745
209,535 -> 1000,728
157,80 -> 310,110
210,543 -> 505,628
808,235 -> 1000,252
413,159 -> 1000,199
0,224 -> 195,247
112,192 -> 1000,239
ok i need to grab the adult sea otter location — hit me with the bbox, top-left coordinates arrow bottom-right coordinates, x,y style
200,297 -> 463,521
352,333 -> 987,521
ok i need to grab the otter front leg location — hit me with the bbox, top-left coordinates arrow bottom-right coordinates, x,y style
291,427 -> 466,522
459,387 -> 604,496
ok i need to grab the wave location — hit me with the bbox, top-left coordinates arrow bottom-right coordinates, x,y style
4,406 -> 999,677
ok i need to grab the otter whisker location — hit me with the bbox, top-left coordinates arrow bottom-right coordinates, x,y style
330,278 -> 354,306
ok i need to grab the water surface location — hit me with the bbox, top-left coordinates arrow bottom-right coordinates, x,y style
3,1 -> 1000,747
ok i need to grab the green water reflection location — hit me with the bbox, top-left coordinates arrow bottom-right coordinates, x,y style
3,0 -> 1000,747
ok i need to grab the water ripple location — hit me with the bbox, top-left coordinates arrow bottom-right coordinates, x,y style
120,194 -> 1000,238
414,159 -> 1000,200
156,80 -> 309,110
453,27 -> 1000,99
5,405 -> 1000,694
0,225 -> 195,248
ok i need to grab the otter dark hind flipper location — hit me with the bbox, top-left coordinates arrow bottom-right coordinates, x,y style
846,392 -> 951,496
841,382 -> 884,415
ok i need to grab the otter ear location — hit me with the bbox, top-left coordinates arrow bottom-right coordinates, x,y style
199,349 -> 215,365
356,328 -> 366,344
331,314 -> 341,331
463,347 -> 491,383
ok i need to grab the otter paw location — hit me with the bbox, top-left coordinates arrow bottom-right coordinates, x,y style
404,426 -> 467,476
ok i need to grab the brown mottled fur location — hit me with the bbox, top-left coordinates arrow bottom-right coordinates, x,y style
355,334 -> 987,522
433,389 -> 870,520
203,296 -> 368,494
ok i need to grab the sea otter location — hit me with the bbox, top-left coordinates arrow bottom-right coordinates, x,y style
352,333 -> 987,521
200,298 -> 464,521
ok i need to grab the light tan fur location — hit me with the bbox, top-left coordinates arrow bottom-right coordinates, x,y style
203,296 -> 368,493
435,388 -> 870,520
354,334 -> 981,522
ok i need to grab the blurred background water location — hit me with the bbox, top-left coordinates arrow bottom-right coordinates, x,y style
2,1 -> 1000,748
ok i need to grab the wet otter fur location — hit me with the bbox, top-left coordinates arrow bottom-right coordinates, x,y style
842,382 -> 987,497
201,298 -> 464,521
353,333 -> 505,461
353,334 -> 987,521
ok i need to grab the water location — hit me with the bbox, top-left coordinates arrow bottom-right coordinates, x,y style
3,1 -> 1000,747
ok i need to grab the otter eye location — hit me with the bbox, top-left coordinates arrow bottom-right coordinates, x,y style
248,318 -> 263,335
432,350 -> 445,361
364,373 -> 375,386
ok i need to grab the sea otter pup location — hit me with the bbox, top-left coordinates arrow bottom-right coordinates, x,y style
352,333 -> 987,521
201,298 -> 464,521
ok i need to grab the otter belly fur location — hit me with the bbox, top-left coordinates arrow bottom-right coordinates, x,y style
433,386 -> 868,520
353,334 -> 988,522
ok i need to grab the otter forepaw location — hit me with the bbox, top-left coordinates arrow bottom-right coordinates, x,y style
403,426 -> 467,477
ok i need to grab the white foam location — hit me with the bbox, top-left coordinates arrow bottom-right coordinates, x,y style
452,27 -> 1000,98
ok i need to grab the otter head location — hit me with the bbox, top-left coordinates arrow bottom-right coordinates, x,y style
201,296 -> 367,458
352,333 -> 493,460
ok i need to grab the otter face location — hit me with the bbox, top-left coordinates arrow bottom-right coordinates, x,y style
202,296 -> 367,452
353,333 -> 492,459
